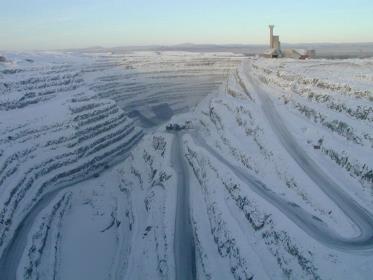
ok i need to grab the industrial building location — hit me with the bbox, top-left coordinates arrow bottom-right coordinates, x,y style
263,25 -> 315,59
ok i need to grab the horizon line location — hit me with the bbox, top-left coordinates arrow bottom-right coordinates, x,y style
2,41 -> 373,53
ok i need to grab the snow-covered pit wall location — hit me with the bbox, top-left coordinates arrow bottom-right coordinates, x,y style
0,52 -> 144,265
249,58 -> 373,190
1,52 -> 373,280
0,50 -> 243,279
166,57 -> 373,279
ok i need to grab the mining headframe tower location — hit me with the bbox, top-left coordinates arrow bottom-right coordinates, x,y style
263,25 -> 315,59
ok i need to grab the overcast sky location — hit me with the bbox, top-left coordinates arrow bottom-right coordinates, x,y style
1,0 -> 373,50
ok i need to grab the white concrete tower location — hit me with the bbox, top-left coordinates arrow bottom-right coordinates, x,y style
269,25 -> 274,48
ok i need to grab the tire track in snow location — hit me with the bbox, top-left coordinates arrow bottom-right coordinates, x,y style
171,132 -> 196,280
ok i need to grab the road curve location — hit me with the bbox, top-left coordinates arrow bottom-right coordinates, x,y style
0,137 -> 142,280
190,69 -> 373,251
248,71 -> 373,250
171,132 -> 196,280
0,187 -> 71,280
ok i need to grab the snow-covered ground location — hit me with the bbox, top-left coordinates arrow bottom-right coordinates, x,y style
0,51 -> 372,280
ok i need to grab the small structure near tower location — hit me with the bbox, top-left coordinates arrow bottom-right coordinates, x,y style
262,25 -> 315,59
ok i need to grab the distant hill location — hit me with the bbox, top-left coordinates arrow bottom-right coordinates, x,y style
64,42 -> 373,58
